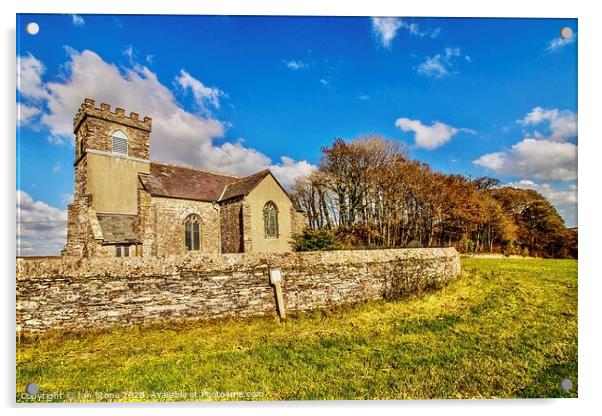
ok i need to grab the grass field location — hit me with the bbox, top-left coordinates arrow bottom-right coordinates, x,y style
16,257 -> 578,402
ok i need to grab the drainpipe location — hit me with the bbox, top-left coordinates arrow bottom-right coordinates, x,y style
212,202 -> 221,254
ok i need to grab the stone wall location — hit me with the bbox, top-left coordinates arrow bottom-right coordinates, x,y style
220,197 -> 244,253
61,197 -> 88,257
148,197 -> 221,256
241,202 -> 253,253
61,195 -> 103,257
74,155 -> 87,196
16,248 -> 460,334
74,99 -> 151,160
290,207 -> 307,236
137,188 -> 156,256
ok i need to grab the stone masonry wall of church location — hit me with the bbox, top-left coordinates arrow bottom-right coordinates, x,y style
242,202 -> 253,252
74,156 -> 87,197
17,248 -> 461,333
290,208 -> 307,236
219,198 -> 244,253
137,188 -> 156,257
79,116 -> 150,160
149,197 -> 221,256
74,100 -> 151,161
61,196 -> 91,257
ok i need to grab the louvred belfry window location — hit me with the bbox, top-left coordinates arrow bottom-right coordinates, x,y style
111,130 -> 129,155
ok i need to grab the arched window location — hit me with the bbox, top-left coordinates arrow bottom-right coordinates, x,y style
184,214 -> 201,251
263,202 -> 279,238
111,130 -> 128,155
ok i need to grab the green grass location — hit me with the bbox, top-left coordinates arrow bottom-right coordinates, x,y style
16,258 -> 578,402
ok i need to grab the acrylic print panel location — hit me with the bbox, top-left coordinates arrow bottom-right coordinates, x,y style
16,14 -> 577,402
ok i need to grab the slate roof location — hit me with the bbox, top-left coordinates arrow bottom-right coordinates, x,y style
219,169 -> 271,202
139,162 -> 239,202
96,213 -> 140,244
138,162 -> 298,208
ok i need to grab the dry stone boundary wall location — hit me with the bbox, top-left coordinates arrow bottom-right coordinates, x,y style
16,248 -> 461,333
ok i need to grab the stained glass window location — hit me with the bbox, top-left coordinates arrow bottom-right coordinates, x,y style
185,214 -> 201,251
263,202 -> 278,238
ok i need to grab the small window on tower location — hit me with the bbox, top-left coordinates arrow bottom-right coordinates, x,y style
111,130 -> 129,155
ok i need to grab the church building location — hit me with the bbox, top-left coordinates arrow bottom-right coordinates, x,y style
62,99 -> 306,257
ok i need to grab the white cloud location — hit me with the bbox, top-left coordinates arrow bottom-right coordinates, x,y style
395,117 -> 472,150
283,60 -> 309,70
506,179 -> 577,227
319,78 -> 330,87
17,190 -> 67,256
61,193 -> 74,205
71,14 -> 85,27
428,27 -> 442,38
371,17 -> 402,48
371,17 -> 441,48
17,103 -> 40,125
52,161 -> 61,173
417,55 -> 448,78
403,21 -> 420,36
270,157 -> 317,189
123,45 -> 135,61
17,49 -> 315,187
112,16 -> 123,29
17,53 -> 48,101
474,138 -> 577,181
475,107 -> 578,182
546,35 -> 575,53
358,94 -> 370,101
444,47 -> 460,59
401,21 -> 440,38
175,69 -> 225,111
417,46 -> 469,78
519,107 -> 577,142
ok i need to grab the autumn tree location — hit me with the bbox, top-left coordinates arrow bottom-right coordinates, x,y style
291,136 -> 576,258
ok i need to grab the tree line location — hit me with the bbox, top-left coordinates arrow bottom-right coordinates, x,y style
291,136 -> 577,258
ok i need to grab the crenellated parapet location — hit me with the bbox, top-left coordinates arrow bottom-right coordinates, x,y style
73,98 -> 152,133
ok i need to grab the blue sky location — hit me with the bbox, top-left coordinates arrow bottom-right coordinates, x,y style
16,14 -> 577,255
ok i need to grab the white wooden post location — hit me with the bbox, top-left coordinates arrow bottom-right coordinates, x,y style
269,268 -> 286,320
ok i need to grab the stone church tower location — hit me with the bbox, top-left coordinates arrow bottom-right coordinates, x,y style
62,99 -> 152,256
